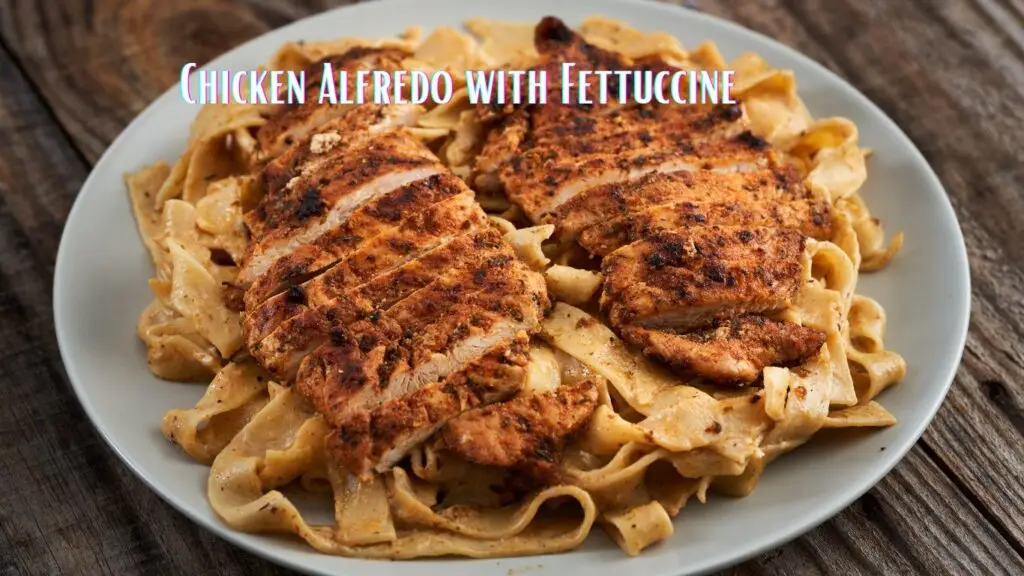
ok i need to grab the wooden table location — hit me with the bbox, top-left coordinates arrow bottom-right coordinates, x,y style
1,0 -> 1021,573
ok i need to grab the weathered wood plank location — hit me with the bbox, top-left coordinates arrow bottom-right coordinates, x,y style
0,44 -> 292,576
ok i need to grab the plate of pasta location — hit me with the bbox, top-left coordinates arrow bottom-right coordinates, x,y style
52,0 -> 970,575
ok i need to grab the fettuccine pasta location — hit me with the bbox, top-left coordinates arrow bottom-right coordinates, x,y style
127,15 -> 906,560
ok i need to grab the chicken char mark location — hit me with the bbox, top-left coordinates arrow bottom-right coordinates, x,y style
548,166 -> 808,239
244,227 -> 507,356
254,236 -> 547,384
578,197 -> 833,257
242,184 -> 488,312
600,226 -> 826,383
241,62 -> 554,478
242,181 -> 485,341
600,225 -> 807,329
441,378 -> 599,471
240,130 -> 444,284
622,316 -> 826,384
498,129 -> 776,223
325,333 -> 532,479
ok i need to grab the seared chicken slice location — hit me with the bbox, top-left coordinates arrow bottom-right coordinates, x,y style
622,316 -> 826,384
243,182 -> 487,310
578,197 -> 833,256
550,167 -> 807,239
244,228 -> 506,352
325,333 -> 531,478
259,244 -> 546,382
441,378 -> 599,469
243,177 -> 483,328
530,102 -> 746,153
239,130 -> 446,284
500,132 -> 778,222
255,103 -> 425,221
600,226 -> 805,331
256,47 -> 412,159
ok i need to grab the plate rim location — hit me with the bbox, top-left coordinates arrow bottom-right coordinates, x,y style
52,0 -> 972,574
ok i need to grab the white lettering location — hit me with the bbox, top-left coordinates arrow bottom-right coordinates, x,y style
393,70 -> 407,103
721,70 -> 735,104
700,70 -> 719,104
430,71 -> 453,104
287,71 -> 304,104
231,71 -> 247,104
373,71 -> 391,104
250,70 -> 268,104
528,70 -> 547,104
409,71 -> 429,104
670,70 -> 686,104
465,70 -> 496,105
180,63 -> 197,104
508,70 -> 525,104
319,64 -> 337,104
653,70 -> 671,104
561,63 -> 575,104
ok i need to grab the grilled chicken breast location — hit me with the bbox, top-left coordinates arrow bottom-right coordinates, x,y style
578,197 -> 832,257
600,226 -> 806,329
239,46 -> 550,478
600,226 -> 825,383
441,378 -> 599,469
327,333 -> 531,475
549,167 -> 809,239
623,317 -> 826,383
240,130 -> 445,284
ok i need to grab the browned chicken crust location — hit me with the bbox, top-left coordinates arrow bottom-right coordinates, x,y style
600,226 -> 806,330
548,167 -> 808,238
239,45 -> 554,478
622,316 -> 826,384
578,197 -> 832,256
255,239 -> 547,382
499,130 -> 778,222
441,379 -> 599,468
242,184 -> 487,342
243,185 -> 487,310
326,333 -> 531,478
240,131 -> 444,284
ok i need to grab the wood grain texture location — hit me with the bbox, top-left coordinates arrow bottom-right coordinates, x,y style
0,0 -> 1021,574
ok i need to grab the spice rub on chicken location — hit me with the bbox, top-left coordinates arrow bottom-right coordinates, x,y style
439,377 -> 599,483
622,317 -> 826,383
468,18 -> 832,385
237,45 -> 572,479
600,227 -> 825,383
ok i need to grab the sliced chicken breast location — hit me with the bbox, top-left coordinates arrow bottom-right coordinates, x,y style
621,316 -> 826,384
441,378 -> 599,468
325,333 -> 531,479
578,197 -> 833,256
500,132 -> 779,222
549,167 -> 808,239
258,244 -> 546,382
240,130 -> 445,284
244,228 -> 507,353
600,226 -> 806,331
243,183 -> 488,310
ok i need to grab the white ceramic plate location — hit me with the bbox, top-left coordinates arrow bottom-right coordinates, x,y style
53,0 -> 970,574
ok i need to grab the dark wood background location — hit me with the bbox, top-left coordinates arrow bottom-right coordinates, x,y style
1,0 -> 1022,574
